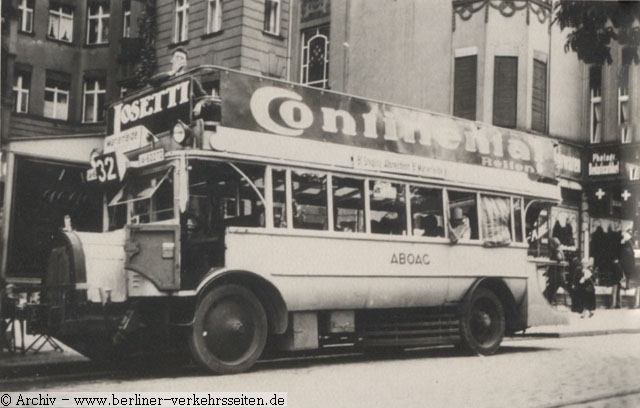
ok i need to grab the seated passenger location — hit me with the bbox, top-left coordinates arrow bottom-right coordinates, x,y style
422,214 -> 444,237
448,207 -> 470,244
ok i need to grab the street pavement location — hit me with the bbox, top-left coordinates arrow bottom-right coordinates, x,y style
2,307 -> 640,379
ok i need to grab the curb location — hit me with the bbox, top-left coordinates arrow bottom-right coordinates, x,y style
508,327 -> 640,340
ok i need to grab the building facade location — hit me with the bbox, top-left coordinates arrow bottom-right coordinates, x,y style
1,0 -> 637,285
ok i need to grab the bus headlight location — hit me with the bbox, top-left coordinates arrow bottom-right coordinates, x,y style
172,120 -> 191,146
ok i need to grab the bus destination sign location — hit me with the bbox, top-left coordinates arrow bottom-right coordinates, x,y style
221,73 -> 556,179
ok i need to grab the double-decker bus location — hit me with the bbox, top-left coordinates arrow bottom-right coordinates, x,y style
27,66 -> 563,374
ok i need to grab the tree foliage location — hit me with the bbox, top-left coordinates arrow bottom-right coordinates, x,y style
134,0 -> 158,87
554,1 -> 640,65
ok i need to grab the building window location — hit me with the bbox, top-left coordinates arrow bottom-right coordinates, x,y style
619,64 -> 631,143
590,66 -> 602,144
174,0 -> 189,43
87,3 -> 110,44
44,78 -> 70,120
123,1 -> 131,37
493,56 -> 518,128
453,55 -> 477,120
207,0 -> 222,34
83,78 -> 106,123
264,0 -> 280,35
301,25 -> 330,89
12,71 -> 31,113
48,4 -> 74,42
532,59 -> 547,133
18,0 -> 34,33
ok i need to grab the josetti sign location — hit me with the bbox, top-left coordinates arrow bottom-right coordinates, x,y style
220,73 -> 556,178
107,79 -> 191,134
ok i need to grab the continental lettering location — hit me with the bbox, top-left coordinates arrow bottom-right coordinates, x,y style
249,86 -> 541,174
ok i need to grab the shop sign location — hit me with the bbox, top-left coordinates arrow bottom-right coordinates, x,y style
588,147 -> 619,176
221,73 -> 556,179
554,143 -> 582,180
625,162 -> 640,181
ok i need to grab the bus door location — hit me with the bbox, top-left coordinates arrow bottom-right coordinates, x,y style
109,165 -> 180,290
181,160 -> 266,289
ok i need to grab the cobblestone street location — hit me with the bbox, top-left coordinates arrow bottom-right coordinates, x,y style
3,333 -> 640,408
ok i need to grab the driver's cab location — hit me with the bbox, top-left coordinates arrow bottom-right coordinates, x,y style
107,157 -> 267,291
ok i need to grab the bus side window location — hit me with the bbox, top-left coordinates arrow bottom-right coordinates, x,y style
221,163 -> 266,228
291,170 -> 328,230
410,186 -> 444,237
332,176 -> 365,233
369,181 -> 406,236
447,190 -> 478,240
480,194 -> 512,245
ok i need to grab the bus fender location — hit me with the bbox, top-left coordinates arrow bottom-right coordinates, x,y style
461,277 -> 523,333
196,268 -> 288,335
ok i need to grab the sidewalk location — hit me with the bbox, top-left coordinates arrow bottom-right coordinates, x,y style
2,308 -> 640,379
514,307 -> 640,338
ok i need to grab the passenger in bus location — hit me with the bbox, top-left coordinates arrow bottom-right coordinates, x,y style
448,207 -> 470,244
422,214 -> 444,237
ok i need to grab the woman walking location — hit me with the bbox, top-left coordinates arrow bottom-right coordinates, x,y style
570,258 -> 596,318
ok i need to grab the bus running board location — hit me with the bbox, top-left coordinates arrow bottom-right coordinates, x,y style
355,309 -> 460,347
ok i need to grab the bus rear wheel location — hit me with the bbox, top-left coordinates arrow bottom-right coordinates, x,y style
189,284 -> 267,374
459,287 -> 505,356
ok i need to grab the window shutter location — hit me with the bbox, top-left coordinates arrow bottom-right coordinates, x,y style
454,55 -> 477,120
532,59 -> 547,132
493,56 -> 518,128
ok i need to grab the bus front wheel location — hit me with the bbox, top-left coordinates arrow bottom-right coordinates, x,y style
189,284 -> 268,374
459,287 -> 505,356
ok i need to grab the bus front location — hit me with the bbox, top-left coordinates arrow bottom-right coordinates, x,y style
28,67 -> 223,360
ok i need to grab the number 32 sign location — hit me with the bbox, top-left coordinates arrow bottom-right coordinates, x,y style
87,151 -> 127,183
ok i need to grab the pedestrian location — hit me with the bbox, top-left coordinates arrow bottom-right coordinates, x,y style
570,258 -> 595,318
543,237 -> 566,304
610,229 -> 634,308
619,229 -> 635,290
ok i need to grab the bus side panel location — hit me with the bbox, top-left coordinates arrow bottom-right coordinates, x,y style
224,230 -> 529,311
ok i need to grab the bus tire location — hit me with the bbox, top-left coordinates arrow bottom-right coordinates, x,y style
189,284 -> 267,374
459,287 -> 505,356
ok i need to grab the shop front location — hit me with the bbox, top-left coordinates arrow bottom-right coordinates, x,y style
584,145 -> 640,286
1,136 -> 104,285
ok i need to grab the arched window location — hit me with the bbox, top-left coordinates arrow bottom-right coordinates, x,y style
301,26 -> 330,89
